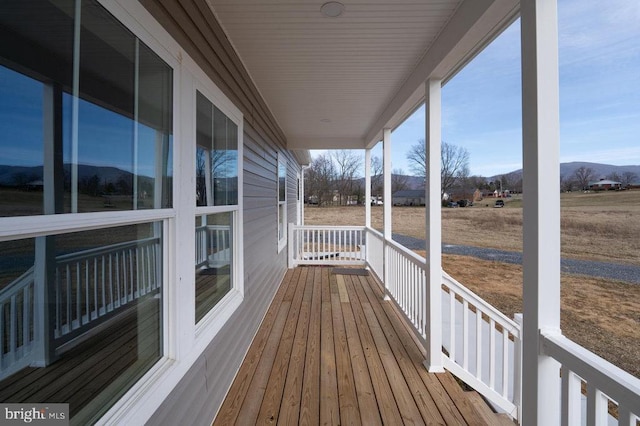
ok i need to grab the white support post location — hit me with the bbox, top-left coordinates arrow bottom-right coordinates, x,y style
365,149 -> 372,229
521,0 -> 562,424
424,78 -> 444,373
382,129 -> 392,301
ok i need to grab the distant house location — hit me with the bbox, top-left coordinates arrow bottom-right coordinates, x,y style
589,179 -> 622,191
392,189 -> 425,206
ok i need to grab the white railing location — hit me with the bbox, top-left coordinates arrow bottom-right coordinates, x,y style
365,228 -> 384,282
0,267 -> 36,378
53,236 -> 161,342
0,236 -> 162,380
196,225 -> 231,269
385,239 -> 428,346
442,271 -> 521,418
288,225 -> 366,267
541,332 -> 640,425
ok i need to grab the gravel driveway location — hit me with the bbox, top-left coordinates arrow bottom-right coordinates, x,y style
392,233 -> 640,285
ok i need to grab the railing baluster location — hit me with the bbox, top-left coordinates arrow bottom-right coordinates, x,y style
66,264 -> 71,334
463,300 -> 469,369
84,259 -> 89,325
75,264 -> 81,329
101,255 -> 106,315
115,253 -> 121,308
93,257 -> 98,320
449,289 -> 456,361
23,286 -> 30,350
10,295 -> 17,361
129,248 -> 134,302
489,318 -> 496,389
476,307 -> 483,380
502,330 -> 509,397
586,385 -> 608,426
561,366 -> 581,426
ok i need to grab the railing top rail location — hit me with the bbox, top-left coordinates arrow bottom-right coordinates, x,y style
442,271 -> 520,336
292,225 -> 367,231
56,236 -> 160,263
542,331 -> 640,412
0,266 -> 34,299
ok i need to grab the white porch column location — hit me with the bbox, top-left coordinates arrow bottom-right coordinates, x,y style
365,148 -> 372,229
382,129 -> 392,300
521,0 -> 562,424
424,78 -> 444,373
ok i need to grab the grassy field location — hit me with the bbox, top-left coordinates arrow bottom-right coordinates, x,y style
304,190 -> 640,378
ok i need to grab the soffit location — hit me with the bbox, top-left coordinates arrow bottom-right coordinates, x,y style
208,0 -> 515,150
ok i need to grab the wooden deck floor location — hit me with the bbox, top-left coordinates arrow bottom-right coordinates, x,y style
214,266 -> 513,425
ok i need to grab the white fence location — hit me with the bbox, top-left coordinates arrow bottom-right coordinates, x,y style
541,332 -> 640,425
442,271 -> 520,418
196,225 -> 231,269
53,236 -> 161,343
288,225 -> 366,266
0,268 -> 36,378
0,236 -> 162,380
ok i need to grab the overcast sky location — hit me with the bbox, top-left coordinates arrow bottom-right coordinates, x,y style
316,0 -> 640,178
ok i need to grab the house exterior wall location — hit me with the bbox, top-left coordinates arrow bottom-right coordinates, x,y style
137,1 -> 303,424
149,123 -> 300,425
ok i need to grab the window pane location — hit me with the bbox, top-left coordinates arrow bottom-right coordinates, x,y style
278,160 -> 286,202
195,91 -> 238,206
195,212 -> 233,323
0,222 -> 163,423
0,0 -> 173,216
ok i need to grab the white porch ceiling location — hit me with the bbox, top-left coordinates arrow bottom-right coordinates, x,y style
209,0 -> 519,150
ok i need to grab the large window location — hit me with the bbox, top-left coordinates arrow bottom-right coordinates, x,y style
194,90 -> 239,323
0,0 -> 173,216
0,0 -> 172,422
0,223 -> 163,424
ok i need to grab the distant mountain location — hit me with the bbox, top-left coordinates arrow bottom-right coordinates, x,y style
0,164 -> 140,186
490,162 -> 640,182
354,174 -> 425,190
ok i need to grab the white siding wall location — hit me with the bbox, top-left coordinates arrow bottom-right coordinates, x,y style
148,123 -> 301,425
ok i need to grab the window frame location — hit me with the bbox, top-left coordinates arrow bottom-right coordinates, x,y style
192,80 -> 244,333
277,153 -> 287,252
0,1 -> 245,425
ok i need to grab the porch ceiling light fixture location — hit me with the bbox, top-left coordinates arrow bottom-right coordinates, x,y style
320,118 -> 331,123
320,1 -> 345,18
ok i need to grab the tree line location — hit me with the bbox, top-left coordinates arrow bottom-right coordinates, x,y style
305,142 -> 640,207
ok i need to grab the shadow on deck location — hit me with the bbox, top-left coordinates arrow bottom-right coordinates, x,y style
214,266 -> 514,425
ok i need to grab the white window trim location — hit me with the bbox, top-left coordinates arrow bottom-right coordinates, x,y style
85,1 -> 245,425
277,153 -> 287,252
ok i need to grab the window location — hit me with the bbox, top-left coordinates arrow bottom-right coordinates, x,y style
0,0 -> 173,216
277,154 -> 287,251
0,0 -> 172,422
194,90 -> 240,323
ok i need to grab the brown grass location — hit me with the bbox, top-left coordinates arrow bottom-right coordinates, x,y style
304,192 -> 640,378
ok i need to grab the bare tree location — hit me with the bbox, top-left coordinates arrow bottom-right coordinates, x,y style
606,172 -> 622,182
573,166 -> 594,190
332,150 -> 362,205
407,139 -> 427,177
406,140 -> 470,197
621,171 -> 638,187
560,174 -> 575,192
391,168 -> 410,193
441,142 -> 470,198
305,153 -> 336,206
370,155 -> 384,198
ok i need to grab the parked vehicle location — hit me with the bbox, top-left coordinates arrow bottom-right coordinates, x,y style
447,201 -> 459,208
494,199 -> 504,208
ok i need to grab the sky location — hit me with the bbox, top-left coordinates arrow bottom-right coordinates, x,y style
314,0 -> 640,178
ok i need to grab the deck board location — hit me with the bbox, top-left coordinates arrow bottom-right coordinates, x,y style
214,266 -> 506,425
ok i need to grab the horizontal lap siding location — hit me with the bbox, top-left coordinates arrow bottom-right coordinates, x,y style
140,1 -> 303,425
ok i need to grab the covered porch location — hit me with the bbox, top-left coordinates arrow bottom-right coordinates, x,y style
214,266 -> 513,425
